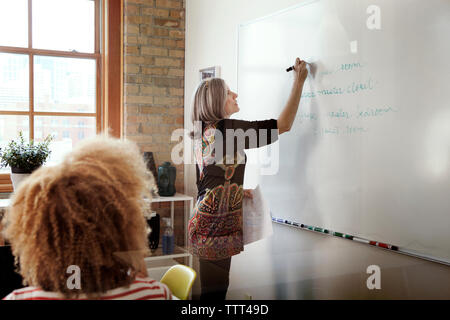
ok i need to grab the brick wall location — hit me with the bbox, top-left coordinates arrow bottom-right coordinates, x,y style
123,0 -> 186,245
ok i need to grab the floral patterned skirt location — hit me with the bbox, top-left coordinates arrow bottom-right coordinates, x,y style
188,182 -> 244,260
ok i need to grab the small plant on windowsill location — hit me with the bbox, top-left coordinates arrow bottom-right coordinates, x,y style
0,131 -> 53,190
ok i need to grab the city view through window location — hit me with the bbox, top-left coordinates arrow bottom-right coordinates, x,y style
0,0 -> 99,173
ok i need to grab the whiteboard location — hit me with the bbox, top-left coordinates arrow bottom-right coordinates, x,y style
238,0 -> 450,263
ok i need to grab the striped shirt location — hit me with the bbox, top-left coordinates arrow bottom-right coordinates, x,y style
2,277 -> 172,300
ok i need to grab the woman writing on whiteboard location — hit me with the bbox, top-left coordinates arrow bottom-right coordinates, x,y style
189,58 -> 308,300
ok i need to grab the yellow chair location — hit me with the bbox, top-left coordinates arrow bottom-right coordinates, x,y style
160,264 -> 196,300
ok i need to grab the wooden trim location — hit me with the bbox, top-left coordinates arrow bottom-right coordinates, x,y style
29,53 -> 34,140
104,0 -> 123,138
0,185 -> 13,193
28,0 -> 33,140
0,46 -> 100,59
95,0 -> 100,54
0,111 -> 97,117
0,174 -> 11,182
96,57 -> 102,134
33,112 -> 97,117
0,174 -> 12,193
28,0 -> 32,49
102,0 -> 108,135
119,0 -> 123,138
95,0 -> 102,133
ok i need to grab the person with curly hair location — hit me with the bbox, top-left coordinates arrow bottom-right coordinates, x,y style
2,135 -> 171,300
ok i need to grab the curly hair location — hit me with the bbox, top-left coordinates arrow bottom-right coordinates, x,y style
2,135 -> 156,298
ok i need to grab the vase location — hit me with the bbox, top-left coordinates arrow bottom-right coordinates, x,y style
10,173 -> 30,190
10,166 -> 38,191
157,162 -> 176,196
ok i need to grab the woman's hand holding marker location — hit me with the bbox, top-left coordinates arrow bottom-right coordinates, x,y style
293,57 -> 308,85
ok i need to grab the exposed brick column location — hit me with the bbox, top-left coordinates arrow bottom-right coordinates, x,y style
123,0 -> 186,245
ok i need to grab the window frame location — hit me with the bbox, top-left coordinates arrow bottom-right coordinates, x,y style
0,0 -> 123,193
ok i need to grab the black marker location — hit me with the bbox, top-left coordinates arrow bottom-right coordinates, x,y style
286,66 -> 295,72
286,62 -> 311,72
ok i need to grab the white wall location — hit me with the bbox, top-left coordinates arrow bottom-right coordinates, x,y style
184,0 -> 304,198
184,0 -> 450,299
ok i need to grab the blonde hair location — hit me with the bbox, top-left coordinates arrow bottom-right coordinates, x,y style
2,135 -> 155,298
191,78 -> 228,127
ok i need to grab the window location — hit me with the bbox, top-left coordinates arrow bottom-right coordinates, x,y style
0,0 -> 122,193
0,0 -> 101,175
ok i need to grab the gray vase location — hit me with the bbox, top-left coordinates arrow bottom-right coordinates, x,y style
10,173 -> 31,190
10,166 -> 38,191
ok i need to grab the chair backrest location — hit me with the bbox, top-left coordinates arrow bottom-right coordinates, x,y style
160,264 -> 196,300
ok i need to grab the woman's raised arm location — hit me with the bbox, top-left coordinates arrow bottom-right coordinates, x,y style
277,58 -> 308,134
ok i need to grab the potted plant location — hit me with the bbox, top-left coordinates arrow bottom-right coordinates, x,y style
0,131 -> 53,190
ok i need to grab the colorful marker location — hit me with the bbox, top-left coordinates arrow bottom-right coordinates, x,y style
369,241 -> 399,251
352,237 -> 370,245
272,216 -> 399,253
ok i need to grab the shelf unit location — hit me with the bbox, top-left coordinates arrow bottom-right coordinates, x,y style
144,193 -> 194,276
